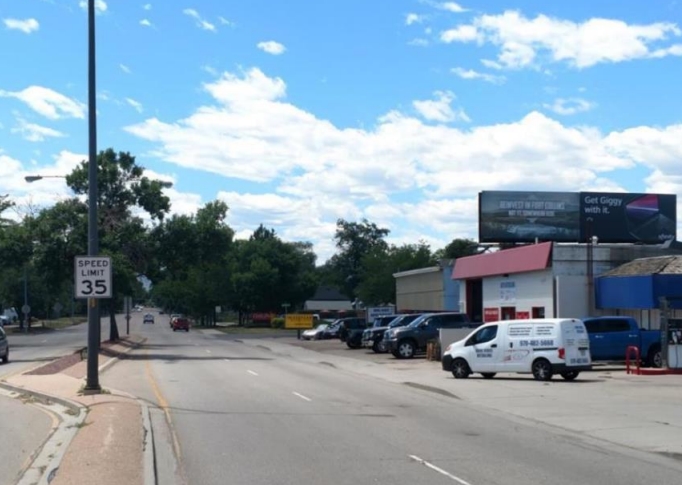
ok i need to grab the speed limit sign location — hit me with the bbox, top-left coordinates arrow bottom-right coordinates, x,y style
75,256 -> 112,298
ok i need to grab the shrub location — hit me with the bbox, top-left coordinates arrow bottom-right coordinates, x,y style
271,317 -> 285,329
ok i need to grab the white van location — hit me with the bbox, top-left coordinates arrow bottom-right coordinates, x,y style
441,318 -> 591,381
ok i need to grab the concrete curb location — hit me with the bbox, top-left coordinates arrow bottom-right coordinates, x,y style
140,400 -> 158,485
0,384 -> 87,485
98,336 -> 147,374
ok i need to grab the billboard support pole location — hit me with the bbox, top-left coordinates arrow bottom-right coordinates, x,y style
586,217 -> 594,316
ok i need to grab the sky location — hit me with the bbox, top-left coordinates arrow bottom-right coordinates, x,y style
1,0 -> 681,264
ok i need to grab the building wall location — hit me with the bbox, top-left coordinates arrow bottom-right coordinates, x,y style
555,275 -> 588,319
480,270 -> 554,320
441,261 -> 460,311
304,300 -> 353,311
396,270 -> 444,311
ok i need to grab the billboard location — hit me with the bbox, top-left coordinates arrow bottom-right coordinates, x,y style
479,191 -> 676,244
479,191 -> 581,243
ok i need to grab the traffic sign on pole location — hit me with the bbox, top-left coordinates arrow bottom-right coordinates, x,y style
75,256 -> 112,299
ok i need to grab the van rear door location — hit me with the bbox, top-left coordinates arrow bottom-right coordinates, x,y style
561,320 -> 591,368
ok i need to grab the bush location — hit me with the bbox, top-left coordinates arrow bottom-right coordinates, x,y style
271,317 -> 285,329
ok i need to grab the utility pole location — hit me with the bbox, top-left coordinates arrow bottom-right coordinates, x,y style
84,0 -> 101,394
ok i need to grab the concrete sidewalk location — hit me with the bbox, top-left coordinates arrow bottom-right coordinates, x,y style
0,335 -> 153,485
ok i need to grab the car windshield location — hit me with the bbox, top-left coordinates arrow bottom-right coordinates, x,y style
316,324 -> 328,330
407,314 -> 434,328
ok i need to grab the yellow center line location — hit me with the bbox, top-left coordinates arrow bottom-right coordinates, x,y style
145,356 -> 183,463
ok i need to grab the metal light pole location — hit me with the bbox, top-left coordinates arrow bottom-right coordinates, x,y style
84,0 -> 101,393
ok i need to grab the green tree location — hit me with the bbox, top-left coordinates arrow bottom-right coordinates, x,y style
434,238 -> 480,260
66,148 -> 171,340
0,194 -> 15,226
328,218 -> 389,300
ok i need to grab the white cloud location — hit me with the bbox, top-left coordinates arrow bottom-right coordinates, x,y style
543,97 -> 596,115
121,68 -> 682,261
451,67 -> 506,84
218,16 -> 234,26
79,0 -> 107,14
0,86 -> 86,119
11,118 -> 66,142
413,90 -> 470,123
257,41 -> 286,55
143,3 -> 152,10
183,8 -> 216,32
120,63 -> 131,73
440,10 -> 682,69
437,2 -> 468,13
406,13 -> 425,26
441,25 -> 480,43
140,19 -> 153,27
3,18 -> 40,34
126,97 -> 144,113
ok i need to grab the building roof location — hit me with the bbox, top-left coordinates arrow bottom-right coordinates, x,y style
600,255 -> 682,277
452,241 -> 553,280
393,266 -> 440,278
308,285 -> 349,301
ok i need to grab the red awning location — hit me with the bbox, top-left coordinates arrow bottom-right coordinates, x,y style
452,242 -> 553,280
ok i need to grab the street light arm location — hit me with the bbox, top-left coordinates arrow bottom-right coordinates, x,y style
25,175 -> 67,183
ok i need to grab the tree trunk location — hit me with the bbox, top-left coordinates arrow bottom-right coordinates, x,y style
109,300 -> 120,341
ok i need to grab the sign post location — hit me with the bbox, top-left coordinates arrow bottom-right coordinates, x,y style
285,313 -> 313,340
124,296 -> 132,335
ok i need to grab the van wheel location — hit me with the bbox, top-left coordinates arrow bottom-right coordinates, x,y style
648,346 -> 662,368
481,373 -> 496,379
451,358 -> 471,379
532,359 -> 553,381
397,340 -> 416,359
560,371 -> 580,381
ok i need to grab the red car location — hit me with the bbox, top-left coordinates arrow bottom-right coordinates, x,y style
172,317 -> 190,332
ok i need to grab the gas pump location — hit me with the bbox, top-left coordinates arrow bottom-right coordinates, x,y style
668,318 -> 682,369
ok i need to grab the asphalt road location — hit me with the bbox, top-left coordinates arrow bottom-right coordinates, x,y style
103,319 -> 682,485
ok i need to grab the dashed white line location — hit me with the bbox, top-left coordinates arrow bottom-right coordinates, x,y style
205,349 -> 212,354
223,358 -> 230,362
247,370 -> 259,376
292,392 -> 311,402
408,455 -> 473,485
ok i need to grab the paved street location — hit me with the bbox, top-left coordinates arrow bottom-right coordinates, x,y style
102,318 -> 682,485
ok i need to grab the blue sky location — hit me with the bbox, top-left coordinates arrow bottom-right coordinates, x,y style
1,0 -> 682,262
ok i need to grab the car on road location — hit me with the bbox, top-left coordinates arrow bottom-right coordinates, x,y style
337,317 -> 368,348
0,326 -> 9,364
301,323 -> 329,340
170,314 -> 182,328
143,313 -> 155,324
0,315 -> 9,326
172,317 -> 190,332
319,320 -> 343,339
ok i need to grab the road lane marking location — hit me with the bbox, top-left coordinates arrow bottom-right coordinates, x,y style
205,349 -> 211,354
224,358 -> 230,362
408,455 -> 473,485
247,370 -> 259,376
292,392 -> 311,402
146,359 -> 183,462
41,339 -> 47,343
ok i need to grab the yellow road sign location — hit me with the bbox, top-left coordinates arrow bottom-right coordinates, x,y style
285,314 -> 314,329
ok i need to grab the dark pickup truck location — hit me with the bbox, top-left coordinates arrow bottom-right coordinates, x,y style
583,316 -> 662,367
384,312 -> 480,359
362,313 -> 424,353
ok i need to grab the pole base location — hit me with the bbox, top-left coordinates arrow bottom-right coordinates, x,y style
82,385 -> 102,395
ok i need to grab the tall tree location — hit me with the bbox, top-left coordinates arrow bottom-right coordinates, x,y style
0,194 -> 15,227
434,238 -> 481,260
66,148 -> 171,340
330,218 -> 389,300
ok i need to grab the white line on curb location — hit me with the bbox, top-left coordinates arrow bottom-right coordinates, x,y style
292,392 -> 311,402
247,370 -> 259,376
408,455 -> 473,485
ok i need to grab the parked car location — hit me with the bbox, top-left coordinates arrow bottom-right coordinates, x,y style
442,318 -> 592,381
362,314 -> 423,353
301,323 -> 329,340
0,315 -> 9,326
319,320 -> 343,339
172,317 -> 190,332
582,316 -> 662,367
384,312 -> 479,359
0,326 -> 9,364
143,313 -> 155,324
337,317 -> 368,347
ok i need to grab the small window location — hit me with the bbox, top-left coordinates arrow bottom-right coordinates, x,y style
467,325 -> 498,345
583,320 -> 603,333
